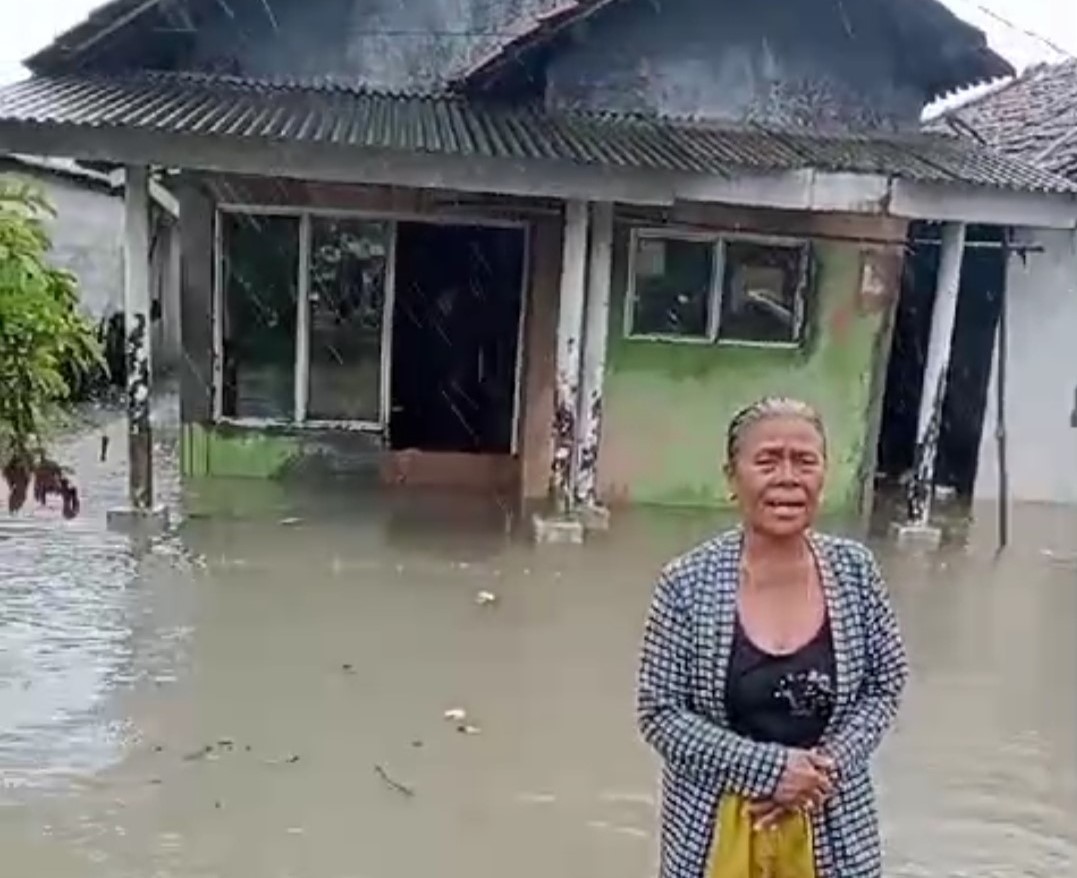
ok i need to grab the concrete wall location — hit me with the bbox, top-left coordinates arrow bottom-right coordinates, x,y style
597,207 -> 903,512
976,228 -> 1077,505
31,173 -> 124,321
1,167 -> 182,373
545,0 -> 925,129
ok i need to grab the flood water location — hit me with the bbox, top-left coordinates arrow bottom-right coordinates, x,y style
1,408 -> 1074,878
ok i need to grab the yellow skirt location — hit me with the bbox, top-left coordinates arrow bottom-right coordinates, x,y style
708,795 -> 817,878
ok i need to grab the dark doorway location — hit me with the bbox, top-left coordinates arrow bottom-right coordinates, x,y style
390,222 -> 525,454
876,223 -> 1006,498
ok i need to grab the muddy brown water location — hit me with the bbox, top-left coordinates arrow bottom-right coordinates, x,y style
1,409 -> 1074,877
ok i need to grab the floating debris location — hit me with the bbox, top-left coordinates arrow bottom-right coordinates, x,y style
341,663 -> 355,673
443,707 -> 467,722
475,590 -> 498,606
263,754 -> 301,766
374,764 -> 415,798
456,724 -> 482,736
182,745 -> 214,762
279,517 -> 302,526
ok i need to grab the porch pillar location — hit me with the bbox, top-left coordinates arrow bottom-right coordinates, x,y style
550,199 -> 590,516
902,221 -> 966,539
575,201 -> 614,520
125,165 -> 154,510
107,165 -> 168,532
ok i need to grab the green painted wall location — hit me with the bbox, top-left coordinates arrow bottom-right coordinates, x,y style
180,423 -> 383,481
599,240 -> 889,511
181,424 -> 304,479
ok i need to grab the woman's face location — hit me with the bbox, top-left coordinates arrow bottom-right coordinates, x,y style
727,415 -> 826,538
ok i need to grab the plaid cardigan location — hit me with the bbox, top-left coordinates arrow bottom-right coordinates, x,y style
637,530 -> 909,878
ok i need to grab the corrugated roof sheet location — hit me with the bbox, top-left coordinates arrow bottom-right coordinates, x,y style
935,60 -> 1077,182
0,73 -> 1072,194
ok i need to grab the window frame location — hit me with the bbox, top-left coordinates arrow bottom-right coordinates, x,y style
624,228 -> 724,343
211,204 -> 530,448
624,227 -> 811,348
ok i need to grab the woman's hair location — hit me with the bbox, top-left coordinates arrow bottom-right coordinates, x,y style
726,397 -> 827,464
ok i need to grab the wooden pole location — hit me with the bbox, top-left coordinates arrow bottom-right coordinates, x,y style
995,229 -> 1011,552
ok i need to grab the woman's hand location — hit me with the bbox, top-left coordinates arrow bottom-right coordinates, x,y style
751,749 -> 835,830
771,748 -> 835,809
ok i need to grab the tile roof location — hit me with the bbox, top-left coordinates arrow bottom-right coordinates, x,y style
456,0 -> 1012,98
28,0 -> 1012,104
0,72 -> 1072,194
939,60 -> 1077,182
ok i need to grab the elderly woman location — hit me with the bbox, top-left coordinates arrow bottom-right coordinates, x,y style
637,397 -> 908,878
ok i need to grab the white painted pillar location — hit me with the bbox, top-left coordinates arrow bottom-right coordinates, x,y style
551,200 -> 589,515
911,221 -> 966,524
124,165 -> 154,510
294,212 -> 312,422
576,201 -> 614,510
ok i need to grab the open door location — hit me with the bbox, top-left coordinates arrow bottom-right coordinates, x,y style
390,222 -> 525,454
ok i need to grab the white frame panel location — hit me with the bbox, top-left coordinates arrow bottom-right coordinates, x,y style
624,227 -> 811,349
212,202 -> 531,450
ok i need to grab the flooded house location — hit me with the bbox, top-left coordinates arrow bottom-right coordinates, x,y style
918,60 -> 1077,508
1,0 -> 1075,535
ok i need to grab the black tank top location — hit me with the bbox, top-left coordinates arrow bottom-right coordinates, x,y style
725,616 -> 836,749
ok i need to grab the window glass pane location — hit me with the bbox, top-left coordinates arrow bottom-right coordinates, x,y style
630,236 -> 714,338
307,218 -> 389,423
221,213 -> 299,419
719,241 -> 806,344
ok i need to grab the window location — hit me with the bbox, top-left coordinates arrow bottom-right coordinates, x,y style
220,213 -> 299,420
217,210 -> 391,427
626,230 -> 810,346
719,240 -> 808,345
627,233 -> 717,339
307,218 -> 389,423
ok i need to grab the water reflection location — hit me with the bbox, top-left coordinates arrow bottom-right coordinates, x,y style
0,410 -> 1074,876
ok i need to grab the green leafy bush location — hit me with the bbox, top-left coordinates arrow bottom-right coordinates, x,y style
0,176 -> 103,516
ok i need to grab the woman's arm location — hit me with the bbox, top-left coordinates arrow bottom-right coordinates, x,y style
821,549 -> 909,778
636,568 -> 787,800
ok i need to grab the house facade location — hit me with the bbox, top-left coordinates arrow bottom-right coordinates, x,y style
938,61 -> 1077,507
2,0 -> 1074,531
